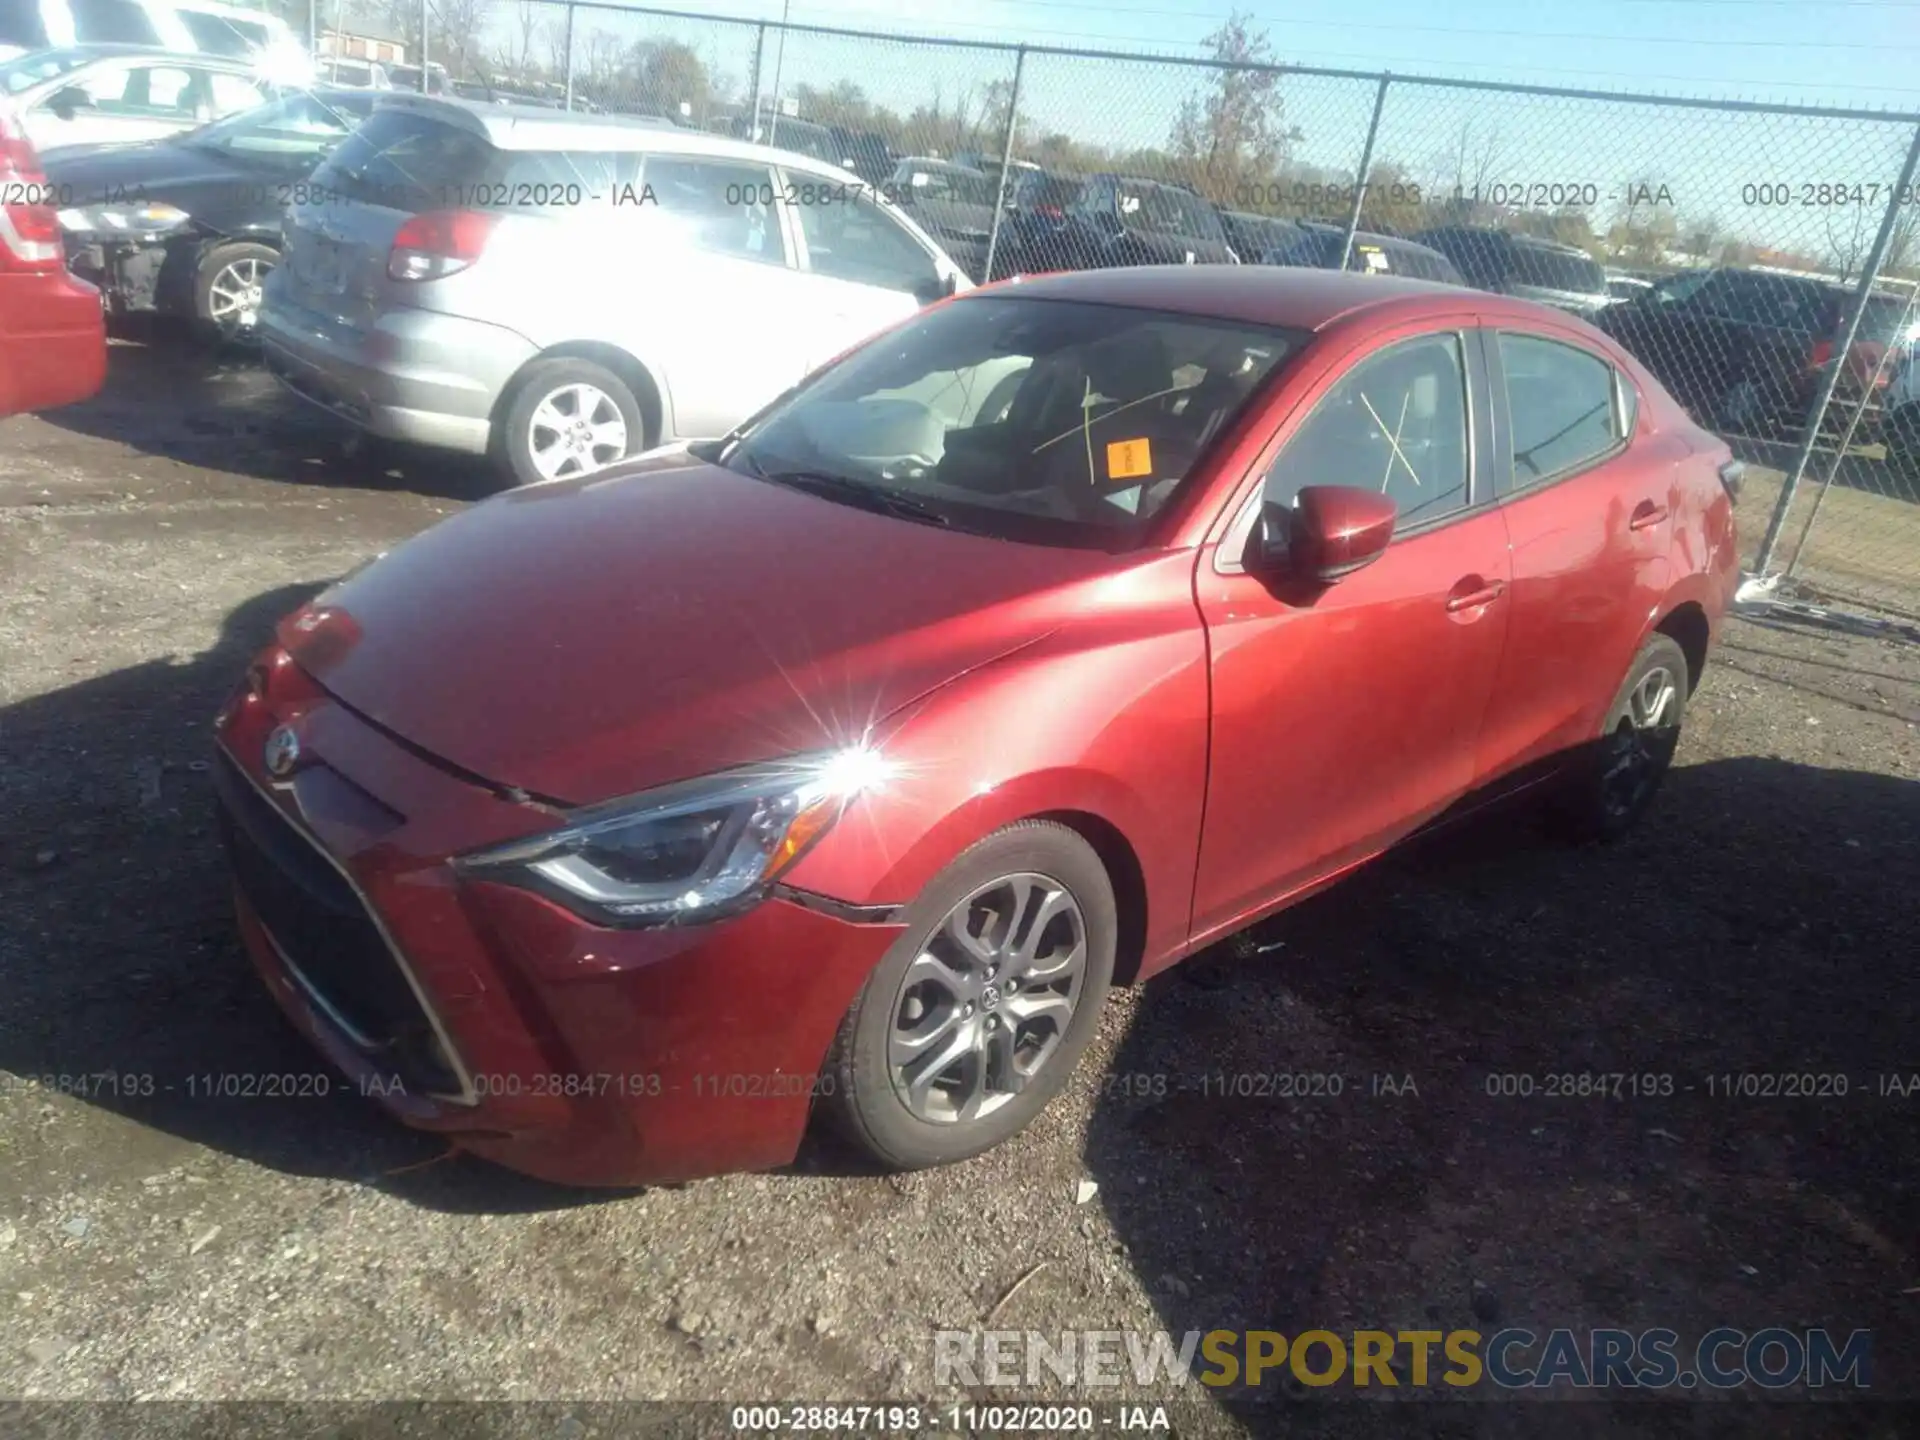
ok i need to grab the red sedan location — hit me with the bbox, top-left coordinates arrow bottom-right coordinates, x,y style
212,267 -> 1741,1186
0,103 -> 104,417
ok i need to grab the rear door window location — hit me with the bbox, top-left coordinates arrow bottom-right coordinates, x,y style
68,0 -> 160,44
639,155 -> 787,266
1498,332 -> 1624,487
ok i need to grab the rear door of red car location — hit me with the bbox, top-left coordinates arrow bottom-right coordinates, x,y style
1187,317 -> 1513,944
1472,323 -> 1673,783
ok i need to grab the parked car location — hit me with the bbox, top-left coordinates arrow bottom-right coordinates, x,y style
985,165 -> 1083,278
259,96 -> 972,486
47,86 -> 375,336
316,56 -> 389,90
1412,226 -> 1612,317
1218,209 -> 1303,266
732,113 -> 842,168
1265,222 -> 1465,284
886,156 -> 996,281
1605,271 -> 1655,304
0,92 -> 105,413
1055,173 -> 1239,268
1596,266 -> 1910,434
0,0 -> 307,78
829,123 -> 893,186
385,60 -> 449,96
1,44 -> 271,154
214,267 -> 1741,1187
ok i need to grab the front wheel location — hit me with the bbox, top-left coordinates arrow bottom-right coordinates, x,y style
822,821 -> 1116,1171
1553,632 -> 1690,842
497,357 -> 644,487
193,241 -> 277,345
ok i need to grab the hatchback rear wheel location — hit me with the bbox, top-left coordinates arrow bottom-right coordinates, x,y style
498,358 -> 644,487
822,821 -> 1116,1171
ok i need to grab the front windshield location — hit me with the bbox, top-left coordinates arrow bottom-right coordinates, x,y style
1,47 -> 92,94
722,296 -> 1306,550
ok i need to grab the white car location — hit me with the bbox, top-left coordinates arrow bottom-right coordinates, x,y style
0,44 -> 270,153
0,0 -> 307,79
259,96 -> 975,486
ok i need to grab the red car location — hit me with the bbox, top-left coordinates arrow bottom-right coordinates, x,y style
0,103 -> 104,417
212,267 -> 1741,1187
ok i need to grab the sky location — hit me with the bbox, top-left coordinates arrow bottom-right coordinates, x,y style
498,0 -> 1920,261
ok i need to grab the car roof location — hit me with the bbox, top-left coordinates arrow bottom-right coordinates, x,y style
973,265 -> 1513,331
25,42 -> 261,69
373,93 -> 859,168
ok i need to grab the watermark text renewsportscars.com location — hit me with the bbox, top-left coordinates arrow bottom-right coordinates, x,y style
934,1327 -> 1872,1392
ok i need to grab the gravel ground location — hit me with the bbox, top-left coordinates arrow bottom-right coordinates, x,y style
2,336 -> 1919,1435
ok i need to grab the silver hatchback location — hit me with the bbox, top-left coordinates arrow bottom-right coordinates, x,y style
258,95 -> 972,485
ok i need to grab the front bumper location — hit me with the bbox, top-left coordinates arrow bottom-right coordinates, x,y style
212,644 -> 905,1187
257,283 -> 534,454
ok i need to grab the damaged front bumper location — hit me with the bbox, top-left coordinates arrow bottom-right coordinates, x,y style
61,230 -> 200,319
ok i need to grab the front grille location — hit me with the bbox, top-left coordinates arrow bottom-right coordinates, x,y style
213,752 -> 461,1096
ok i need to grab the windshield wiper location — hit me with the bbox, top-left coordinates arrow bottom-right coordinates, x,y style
748,466 -> 950,527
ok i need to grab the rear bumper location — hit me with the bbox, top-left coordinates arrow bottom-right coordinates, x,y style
212,642 -> 904,1187
257,282 -> 535,454
0,269 -> 105,415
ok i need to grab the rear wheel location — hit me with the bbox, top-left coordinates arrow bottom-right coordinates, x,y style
193,241 -> 277,345
1553,632 -> 1690,842
496,358 -> 645,487
822,821 -> 1116,1171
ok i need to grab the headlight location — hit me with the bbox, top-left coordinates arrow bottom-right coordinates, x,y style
456,746 -> 896,927
56,202 -> 191,237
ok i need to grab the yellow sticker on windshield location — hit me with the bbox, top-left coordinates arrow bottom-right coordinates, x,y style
1107,437 -> 1153,480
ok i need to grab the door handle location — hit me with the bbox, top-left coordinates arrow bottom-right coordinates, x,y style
1445,579 -> 1507,613
1629,500 -> 1669,531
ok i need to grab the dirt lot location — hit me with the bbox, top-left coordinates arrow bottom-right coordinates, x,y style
2,335 -> 1919,1434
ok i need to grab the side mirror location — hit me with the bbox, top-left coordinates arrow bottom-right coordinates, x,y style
1255,485 -> 1397,582
47,86 -> 93,120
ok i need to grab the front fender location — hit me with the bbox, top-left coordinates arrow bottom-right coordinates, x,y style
781,586 -> 1212,973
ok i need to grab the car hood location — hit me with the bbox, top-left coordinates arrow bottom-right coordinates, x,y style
279,449 -> 1123,806
41,138 -> 239,200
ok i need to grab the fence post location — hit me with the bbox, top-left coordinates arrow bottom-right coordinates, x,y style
748,22 -> 766,139
562,3 -> 575,110
1752,119 -> 1920,583
418,0 -> 428,89
983,46 -> 1028,284
1338,73 -> 1390,272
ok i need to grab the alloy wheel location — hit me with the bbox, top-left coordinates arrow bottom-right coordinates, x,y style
1600,664 -> 1678,819
888,873 -> 1088,1124
527,383 -> 628,480
207,257 -> 269,336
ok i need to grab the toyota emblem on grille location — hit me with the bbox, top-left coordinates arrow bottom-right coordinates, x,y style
263,725 -> 301,777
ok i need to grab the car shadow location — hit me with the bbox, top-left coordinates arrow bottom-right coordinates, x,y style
1082,755 -> 1920,1426
35,330 -> 496,503
0,581 -> 634,1214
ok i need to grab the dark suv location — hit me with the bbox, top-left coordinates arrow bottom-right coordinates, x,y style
1596,267 -> 1909,434
1412,227 -> 1611,316
1053,174 -> 1239,270
986,168 -> 1085,278
1266,223 -> 1465,285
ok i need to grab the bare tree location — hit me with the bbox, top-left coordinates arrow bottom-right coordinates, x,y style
1167,12 -> 1292,204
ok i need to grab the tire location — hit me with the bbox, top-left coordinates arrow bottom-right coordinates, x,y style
1552,633 -> 1691,843
495,357 -> 645,488
193,241 -> 277,345
822,821 -> 1117,1172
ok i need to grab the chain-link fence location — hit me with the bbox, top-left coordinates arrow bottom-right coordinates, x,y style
411,0 -> 1920,622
